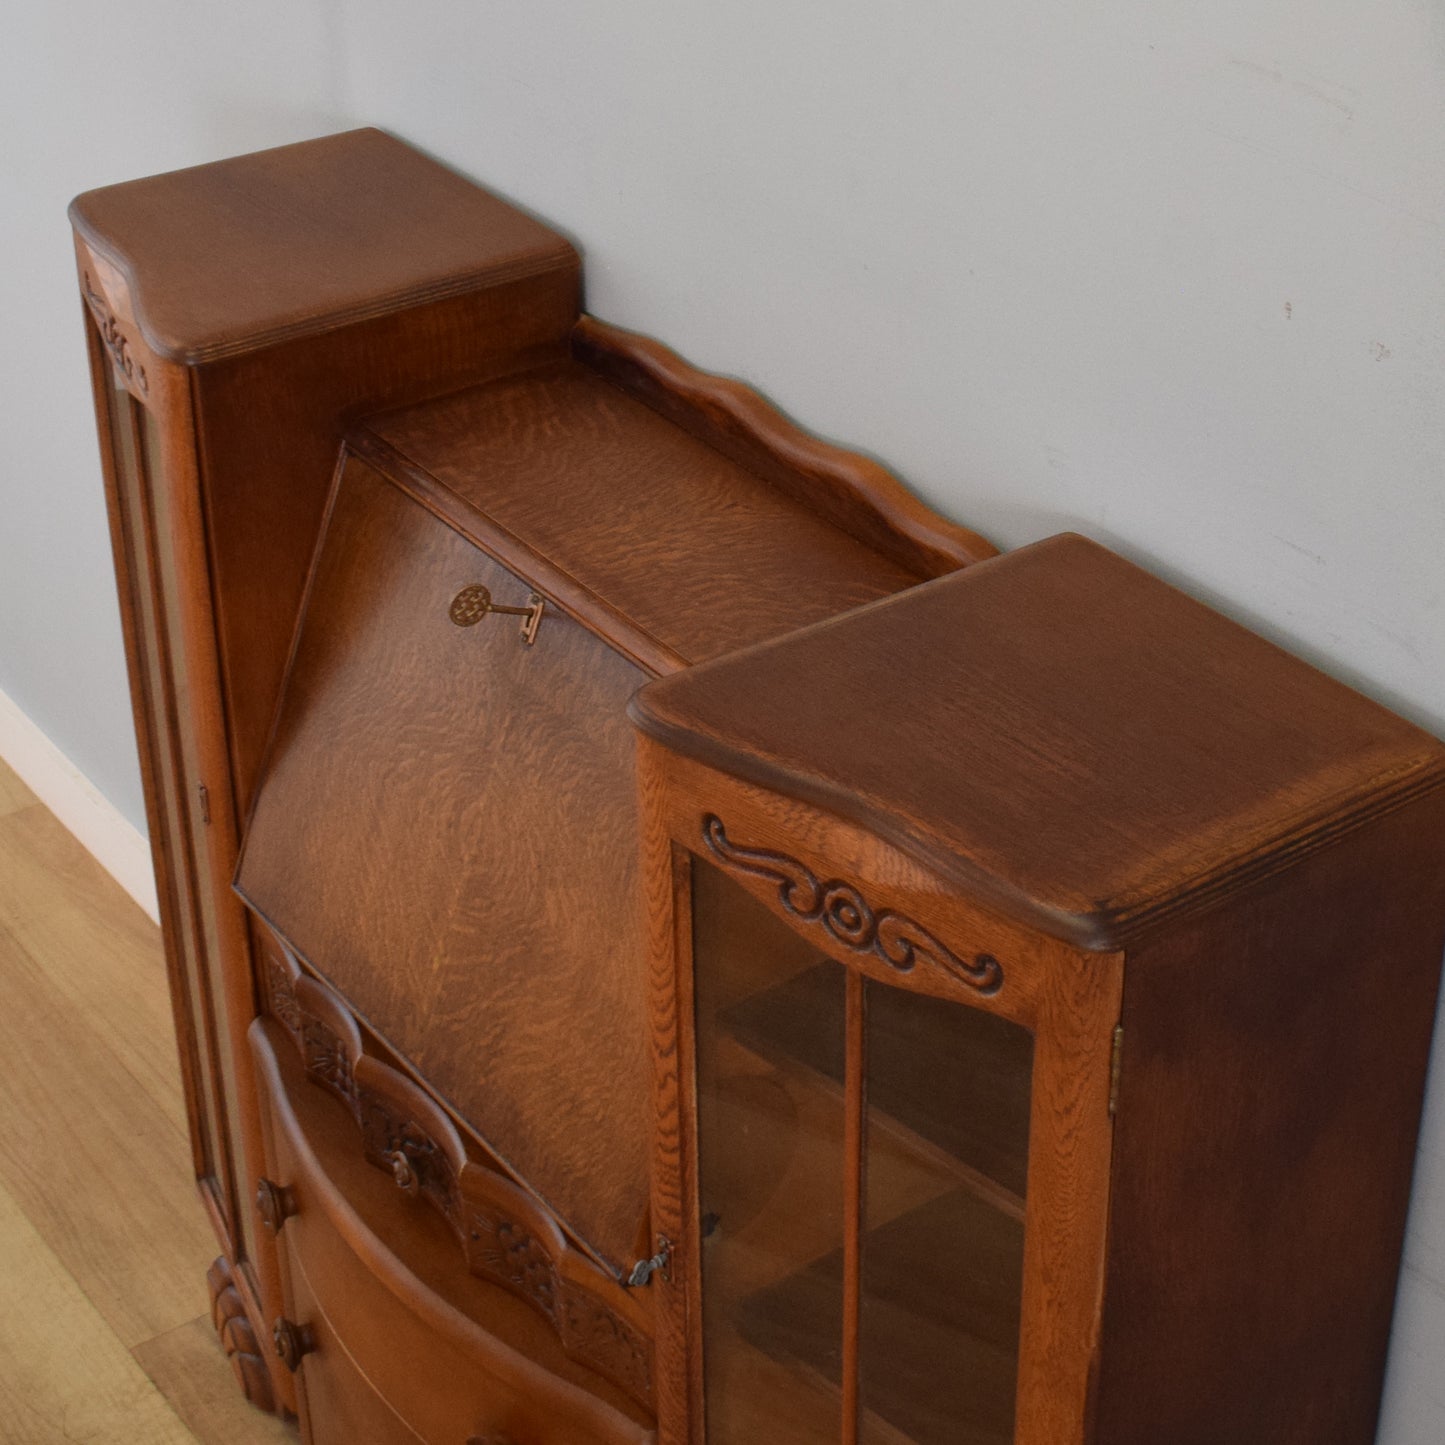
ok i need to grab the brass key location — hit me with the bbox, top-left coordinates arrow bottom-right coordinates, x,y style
448,584 -> 545,646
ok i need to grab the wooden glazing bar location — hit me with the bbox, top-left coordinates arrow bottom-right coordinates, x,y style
841,969 -> 868,1445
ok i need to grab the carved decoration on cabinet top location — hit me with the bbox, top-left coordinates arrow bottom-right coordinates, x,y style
261,936 -> 653,1409
82,274 -> 148,394
206,1254 -> 275,1413
702,813 -> 1005,996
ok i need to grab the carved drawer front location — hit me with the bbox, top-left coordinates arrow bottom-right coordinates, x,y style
251,1017 -> 656,1445
235,453 -> 650,1272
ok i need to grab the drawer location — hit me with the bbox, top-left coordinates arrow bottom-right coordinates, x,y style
251,1017 -> 655,1445
235,452 -> 649,1271
284,1253 -> 423,1445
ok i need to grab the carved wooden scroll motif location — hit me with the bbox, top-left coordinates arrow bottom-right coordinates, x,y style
701,813 -> 1005,997
82,273 -> 148,394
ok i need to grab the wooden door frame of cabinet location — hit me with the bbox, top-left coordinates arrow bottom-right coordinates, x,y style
78,263 -> 292,1414
639,740 -> 1123,1445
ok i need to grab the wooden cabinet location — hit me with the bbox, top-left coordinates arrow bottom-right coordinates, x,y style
632,533 -> 1445,1445
73,130 -> 1445,1444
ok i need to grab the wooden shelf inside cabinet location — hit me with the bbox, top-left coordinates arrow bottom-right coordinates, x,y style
740,1189 -> 1023,1445
722,962 -> 1031,1210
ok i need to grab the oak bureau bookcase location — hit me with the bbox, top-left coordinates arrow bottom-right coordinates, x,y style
72,128 -> 1445,1445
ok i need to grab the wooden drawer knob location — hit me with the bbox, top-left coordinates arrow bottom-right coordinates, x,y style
271,1316 -> 315,1373
255,1177 -> 296,1234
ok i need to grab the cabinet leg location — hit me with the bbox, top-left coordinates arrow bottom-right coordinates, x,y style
206,1255 -> 278,1413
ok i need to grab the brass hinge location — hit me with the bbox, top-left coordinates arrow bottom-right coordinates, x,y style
1108,1024 -> 1124,1117
626,1236 -> 672,1288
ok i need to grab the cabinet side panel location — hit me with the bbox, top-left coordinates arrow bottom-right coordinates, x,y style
1094,790 -> 1445,1445
81,277 -> 296,1417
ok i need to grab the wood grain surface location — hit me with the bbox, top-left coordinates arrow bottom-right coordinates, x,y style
252,1018 -> 655,1443
76,127 -> 1005,1442
69,128 -> 577,364
84,299 -> 300,1416
0,847 -> 216,1349
631,531 -> 1445,950
196,280 -> 577,816
362,358 -> 929,668
133,1315 -> 295,1445
0,799 -> 189,1134
639,743 -> 1123,1445
0,761 -> 292,1443
236,457 -> 652,1272
1093,788 -> 1445,1445
0,1178 -> 198,1445
257,936 -> 654,1408
571,315 -> 996,578
635,530 -> 1445,1445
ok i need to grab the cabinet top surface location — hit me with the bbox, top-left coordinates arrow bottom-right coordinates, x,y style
632,533 -> 1445,949
69,127 -> 576,364
360,356 -> 927,669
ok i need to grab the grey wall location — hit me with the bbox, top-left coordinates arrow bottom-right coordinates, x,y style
3,4 -> 1444,1437
0,4 -> 347,828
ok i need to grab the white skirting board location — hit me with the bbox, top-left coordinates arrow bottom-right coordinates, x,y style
0,686 -> 160,923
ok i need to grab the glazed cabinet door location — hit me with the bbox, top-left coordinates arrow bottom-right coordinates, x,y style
80,262 -> 286,1415
84,315 -> 249,1252
688,851 -> 1030,1445
642,764 -> 1122,1445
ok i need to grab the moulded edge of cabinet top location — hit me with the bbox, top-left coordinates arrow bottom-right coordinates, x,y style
68,127 -> 579,365
630,532 -> 1445,952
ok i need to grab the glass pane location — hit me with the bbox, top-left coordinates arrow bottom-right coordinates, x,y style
138,401 -> 251,1258
859,980 -> 1033,1445
692,856 -> 848,1445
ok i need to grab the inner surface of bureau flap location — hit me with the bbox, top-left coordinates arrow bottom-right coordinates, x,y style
235,453 -> 649,1274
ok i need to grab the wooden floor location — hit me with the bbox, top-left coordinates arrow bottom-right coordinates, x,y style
0,759 -> 294,1444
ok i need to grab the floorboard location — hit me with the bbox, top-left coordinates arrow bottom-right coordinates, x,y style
133,1317 -> 295,1445
0,1173 -> 199,1444
0,757 -> 292,1440
0,803 -> 187,1129
0,764 -> 35,818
